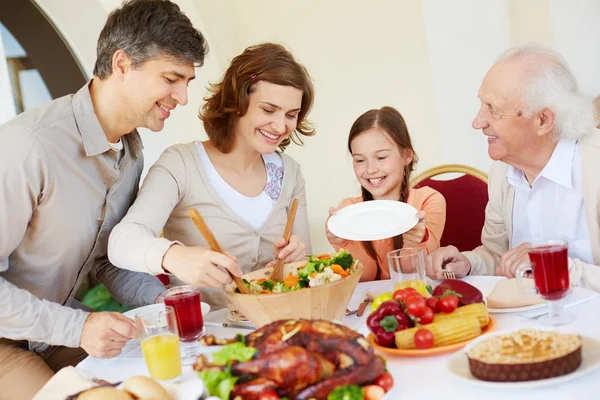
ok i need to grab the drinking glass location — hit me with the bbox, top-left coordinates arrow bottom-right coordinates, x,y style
136,305 -> 182,382
161,285 -> 205,363
515,240 -> 577,326
387,246 -> 428,294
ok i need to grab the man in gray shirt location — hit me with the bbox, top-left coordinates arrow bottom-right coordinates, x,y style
0,1 -> 208,398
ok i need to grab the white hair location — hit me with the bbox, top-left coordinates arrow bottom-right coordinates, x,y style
496,43 -> 597,140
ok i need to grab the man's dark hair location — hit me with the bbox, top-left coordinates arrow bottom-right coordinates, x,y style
93,0 -> 208,79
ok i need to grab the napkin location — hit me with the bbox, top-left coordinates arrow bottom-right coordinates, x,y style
485,278 -> 546,308
33,366 -> 207,400
32,366 -> 97,400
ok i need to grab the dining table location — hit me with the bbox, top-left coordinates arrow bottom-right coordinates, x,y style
76,276 -> 600,400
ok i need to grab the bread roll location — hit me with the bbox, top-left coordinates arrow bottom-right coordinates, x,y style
76,386 -> 134,400
122,376 -> 171,400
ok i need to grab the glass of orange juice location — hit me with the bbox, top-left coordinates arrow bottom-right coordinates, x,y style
135,305 -> 182,382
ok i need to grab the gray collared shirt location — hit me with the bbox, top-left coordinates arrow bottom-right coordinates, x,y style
0,81 -> 165,350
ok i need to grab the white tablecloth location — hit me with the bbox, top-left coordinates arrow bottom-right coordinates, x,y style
77,276 -> 600,400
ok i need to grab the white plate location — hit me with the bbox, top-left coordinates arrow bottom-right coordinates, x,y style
327,200 -> 419,241
447,331 -> 600,389
122,302 -> 211,320
487,302 -> 547,314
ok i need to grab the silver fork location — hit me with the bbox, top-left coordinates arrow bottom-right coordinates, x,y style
442,269 -> 456,279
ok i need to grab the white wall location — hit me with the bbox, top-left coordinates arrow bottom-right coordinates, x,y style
27,0 -> 600,254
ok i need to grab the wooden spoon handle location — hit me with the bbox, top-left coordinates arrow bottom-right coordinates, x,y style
271,198 -> 300,281
187,208 -> 250,294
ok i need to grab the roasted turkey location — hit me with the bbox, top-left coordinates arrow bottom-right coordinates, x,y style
195,319 -> 385,400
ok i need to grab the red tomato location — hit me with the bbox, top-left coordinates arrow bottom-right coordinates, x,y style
374,372 -> 394,392
405,293 -> 424,305
439,295 -> 460,313
258,391 -> 280,400
392,289 -> 408,302
406,296 -> 427,317
419,306 -> 434,324
403,287 -> 417,294
425,297 -> 440,313
414,328 -> 434,349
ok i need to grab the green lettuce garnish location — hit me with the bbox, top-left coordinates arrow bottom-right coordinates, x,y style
211,342 -> 257,366
198,370 -> 238,400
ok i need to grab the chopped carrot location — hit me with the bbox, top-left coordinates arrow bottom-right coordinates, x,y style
284,274 -> 300,288
331,264 -> 349,277
256,278 -> 267,283
310,272 -> 318,278
260,290 -> 272,294
316,254 -> 331,260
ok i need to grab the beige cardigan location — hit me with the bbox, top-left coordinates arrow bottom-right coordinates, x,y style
109,142 -> 311,309
464,130 -> 600,293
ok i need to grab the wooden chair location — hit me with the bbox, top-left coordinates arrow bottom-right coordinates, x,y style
412,164 -> 488,251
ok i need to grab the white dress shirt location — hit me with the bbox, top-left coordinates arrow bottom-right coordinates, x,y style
508,139 -> 593,264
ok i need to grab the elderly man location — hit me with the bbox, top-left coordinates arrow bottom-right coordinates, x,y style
426,43 -> 600,292
0,1 -> 208,398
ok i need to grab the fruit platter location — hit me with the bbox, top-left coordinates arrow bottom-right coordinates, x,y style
366,278 -> 496,356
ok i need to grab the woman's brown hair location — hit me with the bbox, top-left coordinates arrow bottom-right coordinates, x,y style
199,43 -> 315,153
347,106 -> 418,279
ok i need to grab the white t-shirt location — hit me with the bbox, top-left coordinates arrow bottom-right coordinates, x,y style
195,142 -> 284,230
508,139 -> 593,263
109,139 -> 124,162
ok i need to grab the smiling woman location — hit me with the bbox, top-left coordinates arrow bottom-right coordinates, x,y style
108,43 -> 316,310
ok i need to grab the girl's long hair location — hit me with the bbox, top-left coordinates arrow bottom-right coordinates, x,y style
347,106 -> 418,279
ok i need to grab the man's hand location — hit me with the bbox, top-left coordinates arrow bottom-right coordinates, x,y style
425,246 -> 472,280
80,312 -> 136,359
403,211 -> 427,248
325,206 -> 344,246
272,234 -> 306,264
162,245 -> 242,287
497,242 -> 530,278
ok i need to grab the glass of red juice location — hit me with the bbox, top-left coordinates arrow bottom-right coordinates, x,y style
516,240 -> 575,326
161,285 -> 205,363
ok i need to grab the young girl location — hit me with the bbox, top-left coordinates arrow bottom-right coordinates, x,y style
109,43 -> 314,309
326,106 -> 446,281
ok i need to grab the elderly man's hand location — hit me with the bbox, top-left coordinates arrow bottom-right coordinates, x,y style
497,242 -> 530,278
425,246 -> 472,280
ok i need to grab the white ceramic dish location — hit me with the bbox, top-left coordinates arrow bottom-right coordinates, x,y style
447,328 -> 600,389
327,200 -> 419,241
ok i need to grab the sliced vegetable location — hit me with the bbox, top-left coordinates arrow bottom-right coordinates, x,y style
330,248 -> 354,269
197,370 -> 238,400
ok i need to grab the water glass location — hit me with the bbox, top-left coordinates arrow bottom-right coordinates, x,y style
387,246 -> 428,293
136,305 -> 182,382
161,285 -> 205,363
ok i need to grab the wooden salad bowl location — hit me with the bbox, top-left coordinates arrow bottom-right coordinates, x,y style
224,260 -> 363,328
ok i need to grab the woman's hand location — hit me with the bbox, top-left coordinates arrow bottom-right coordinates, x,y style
402,211 -> 427,248
272,234 -> 306,264
325,206 -> 345,246
161,244 -> 241,287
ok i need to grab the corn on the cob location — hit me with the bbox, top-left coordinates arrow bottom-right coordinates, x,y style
432,303 -> 489,328
395,316 -> 481,349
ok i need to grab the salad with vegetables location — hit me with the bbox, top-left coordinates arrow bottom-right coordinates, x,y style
238,249 -> 357,295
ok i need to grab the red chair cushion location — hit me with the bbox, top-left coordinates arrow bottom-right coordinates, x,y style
415,174 -> 488,251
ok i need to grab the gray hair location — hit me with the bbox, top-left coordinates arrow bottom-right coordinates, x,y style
496,43 -> 597,140
93,0 -> 208,80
